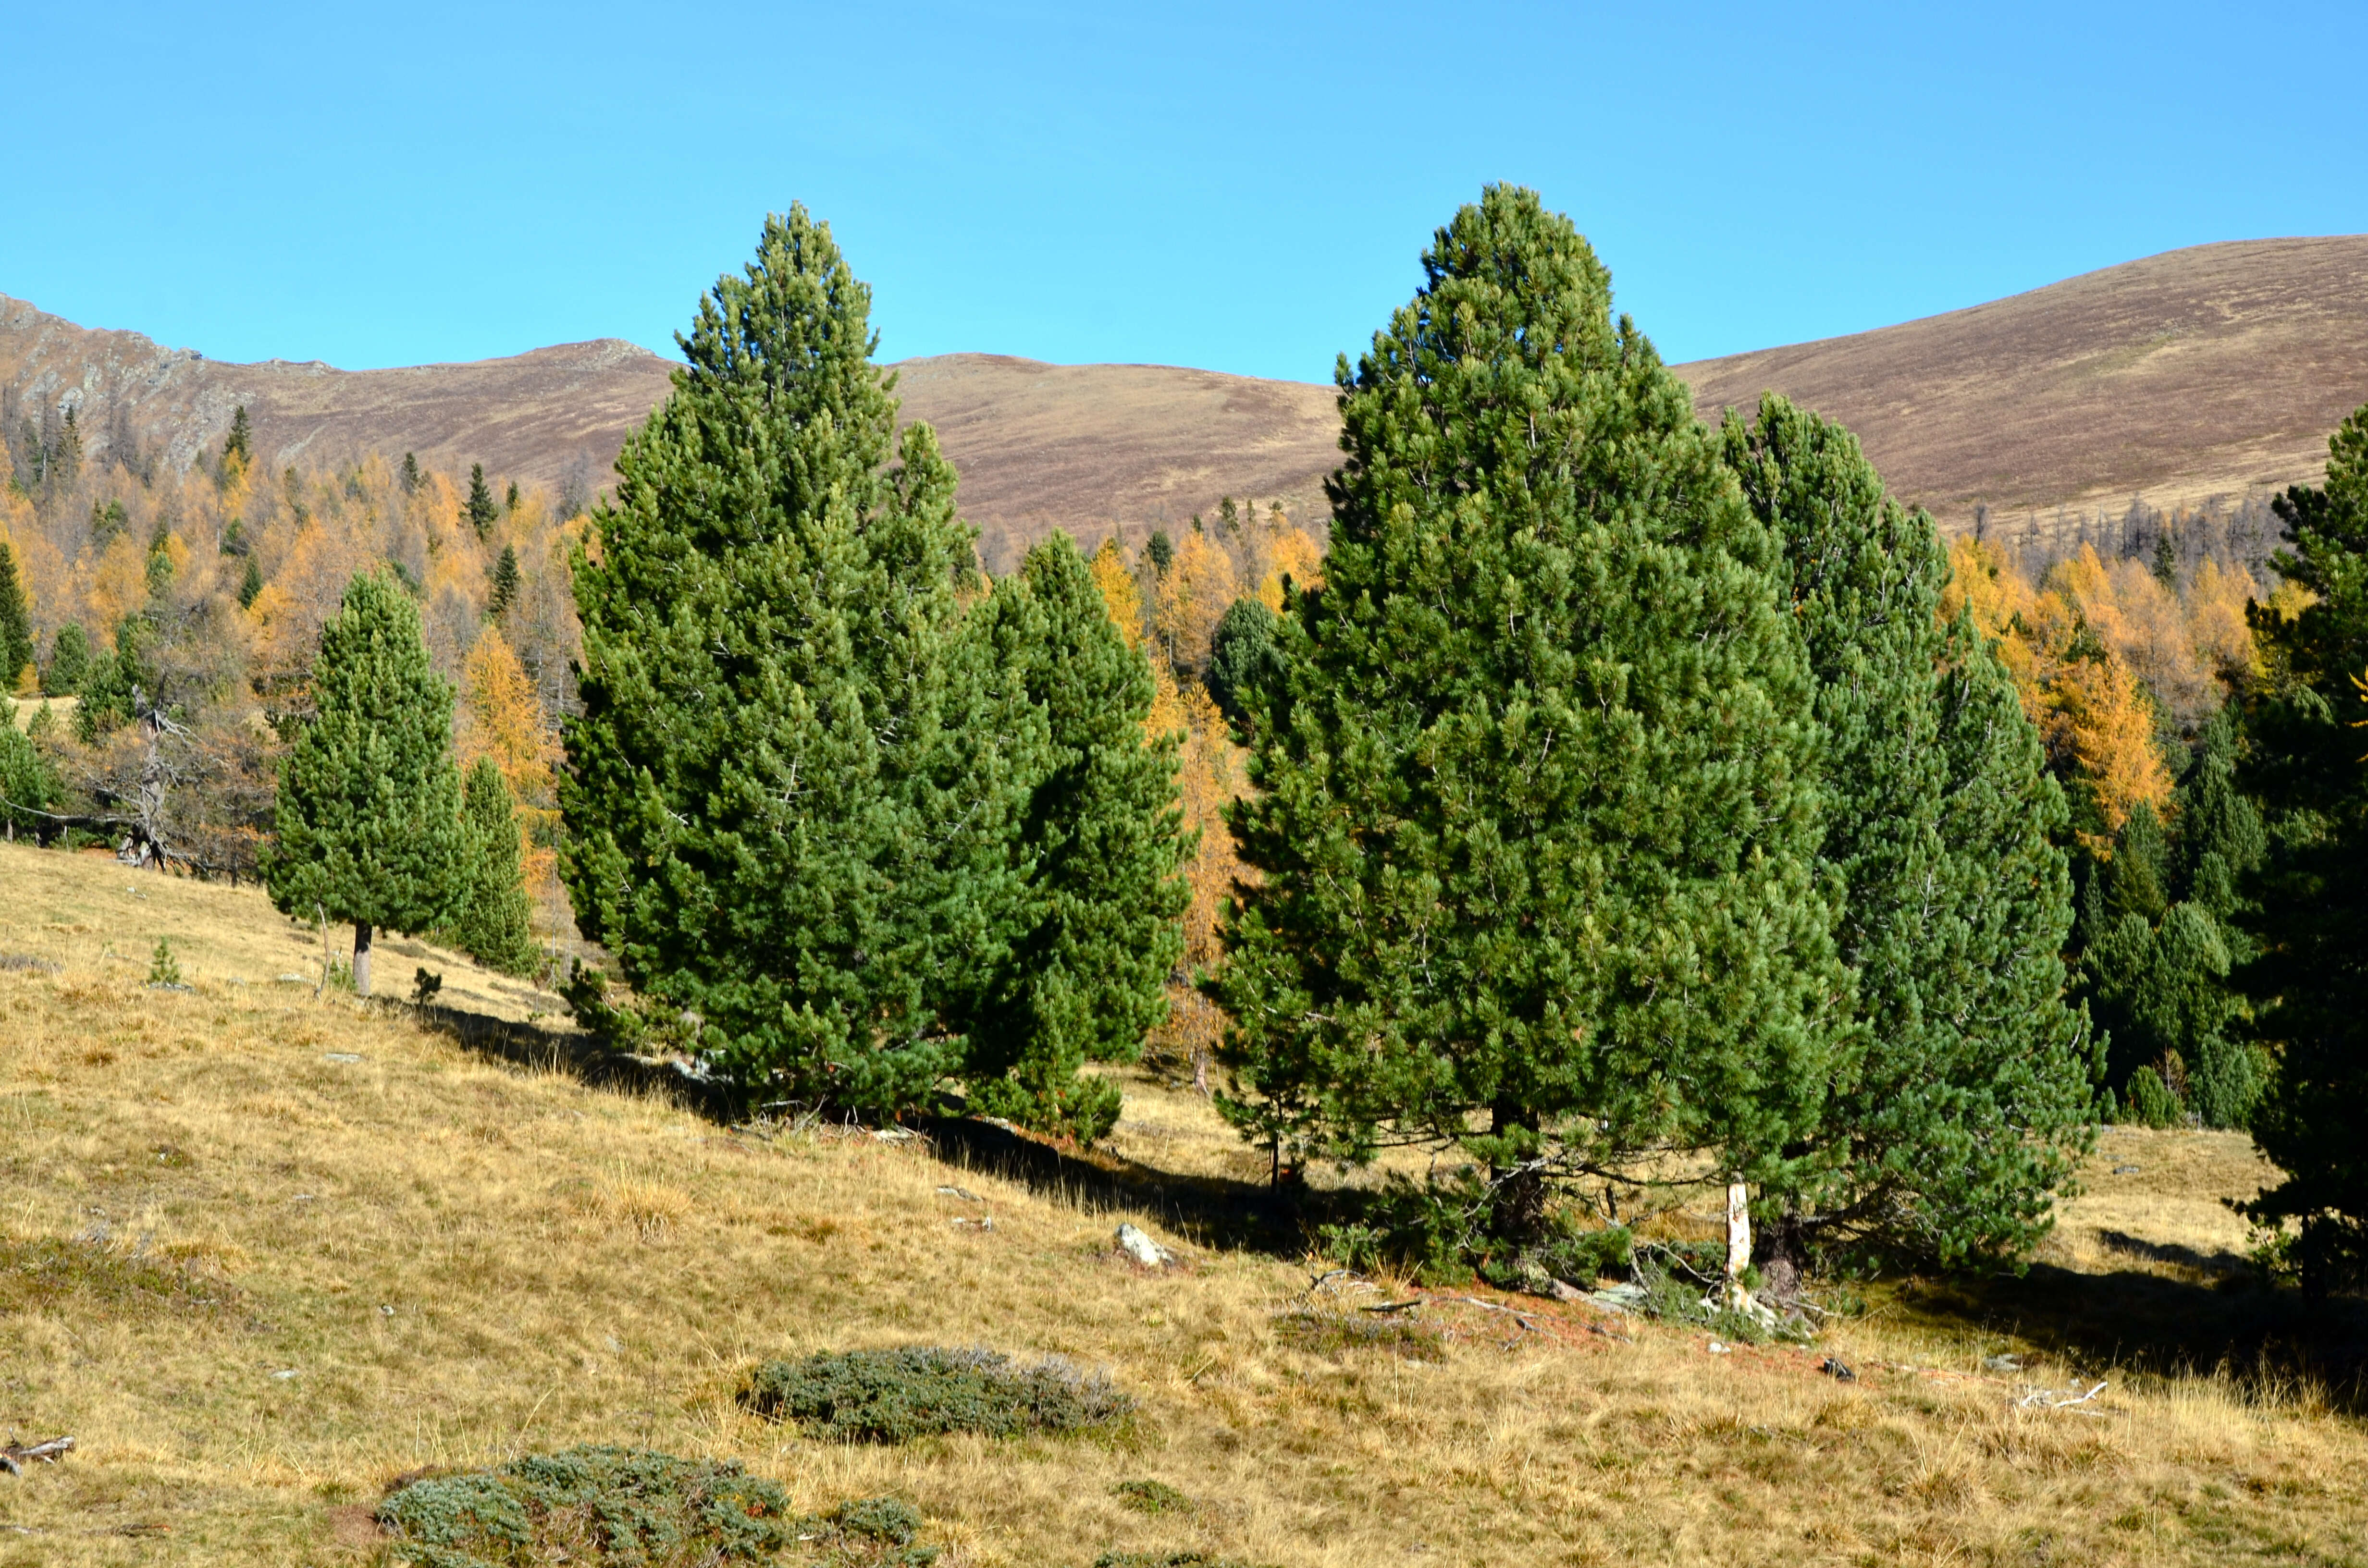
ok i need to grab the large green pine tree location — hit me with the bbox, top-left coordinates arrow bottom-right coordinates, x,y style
262,569 -> 468,996
2240,400 -> 2368,1294
1720,394 -> 2094,1270
958,533 -> 1190,1141
443,757 -> 540,976
1215,187 -> 1845,1241
563,207 -> 1040,1116
0,539 -> 33,692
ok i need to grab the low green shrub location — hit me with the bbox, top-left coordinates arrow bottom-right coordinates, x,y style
2126,1065 -> 2183,1129
743,1347 -> 1134,1444
377,1446 -> 797,1568
1110,1480 -> 1193,1516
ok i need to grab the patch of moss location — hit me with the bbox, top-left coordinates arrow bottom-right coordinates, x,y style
0,1237 -> 233,1318
1111,1479 -> 1193,1516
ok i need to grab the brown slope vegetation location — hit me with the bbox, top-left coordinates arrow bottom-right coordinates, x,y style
2,837 -> 2366,1566
1672,235 -> 2368,531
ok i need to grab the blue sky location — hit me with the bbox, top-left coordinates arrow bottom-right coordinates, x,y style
4,2 -> 2362,382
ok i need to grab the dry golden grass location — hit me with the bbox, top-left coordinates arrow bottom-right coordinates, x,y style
0,840 -> 2362,1566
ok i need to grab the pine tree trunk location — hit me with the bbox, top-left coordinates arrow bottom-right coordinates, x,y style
1489,1100 -> 1546,1246
353,921 -> 373,998
1724,1178 -> 1754,1311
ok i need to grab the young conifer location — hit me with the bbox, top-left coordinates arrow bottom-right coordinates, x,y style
487,544 -> 521,619
958,533 -> 1190,1141
444,757 -> 540,976
0,539 -> 33,692
262,569 -> 467,996
221,405 -> 252,470
46,624 -> 90,696
1216,187 -> 1844,1241
465,465 -> 500,540
563,207 -> 1039,1115
1206,596 -> 1280,731
1722,395 -> 2093,1270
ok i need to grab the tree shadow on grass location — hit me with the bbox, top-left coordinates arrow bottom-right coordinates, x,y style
1897,1262 -> 2368,1409
398,1007 -> 1316,1256
913,1114 -> 1311,1257
396,1001 -> 742,1117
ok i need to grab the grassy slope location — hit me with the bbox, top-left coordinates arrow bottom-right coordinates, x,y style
0,840 -> 2361,1566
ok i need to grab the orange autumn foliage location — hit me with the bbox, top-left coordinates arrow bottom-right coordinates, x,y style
458,625 -> 562,925
1945,537 -> 2206,841
1088,535 -> 1143,650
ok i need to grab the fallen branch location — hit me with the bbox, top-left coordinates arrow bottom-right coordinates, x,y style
1447,1296 -> 1540,1331
0,1435 -> 75,1476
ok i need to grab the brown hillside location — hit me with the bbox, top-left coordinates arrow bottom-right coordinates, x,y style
0,299 -> 1340,574
8,234 -> 2365,571
1672,235 -> 2368,531
889,353 -> 1339,571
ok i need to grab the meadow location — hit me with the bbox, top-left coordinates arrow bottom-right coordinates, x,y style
0,840 -> 2362,1566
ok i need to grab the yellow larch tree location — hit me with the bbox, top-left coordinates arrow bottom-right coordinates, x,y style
1088,535 -> 1143,650
457,624 -> 560,912
1154,527 -> 1237,671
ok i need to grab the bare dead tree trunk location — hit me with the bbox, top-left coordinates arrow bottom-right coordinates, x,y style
1725,1178 -> 1754,1312
352,921 -> 373,998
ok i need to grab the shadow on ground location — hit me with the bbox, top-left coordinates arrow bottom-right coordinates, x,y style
1899,1262 -> 2368,1407
915,1114 -> 1311,1257
408,1007 -> 1319,1257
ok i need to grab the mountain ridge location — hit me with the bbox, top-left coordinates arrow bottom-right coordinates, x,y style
8,233 -> 2366,572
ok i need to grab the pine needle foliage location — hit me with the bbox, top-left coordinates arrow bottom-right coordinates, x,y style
959,533 -> 1190,1141
2241,399 -> 2368,1294
562,207 -> 1037,1115
444,757 -> 540,976
261,569 -> 467,994
1721,395 -> 2092,1270
1214,187 -> 1844,1239
465,464 -> 500,540
487,544 -> 521,619
0,539 -> 32,691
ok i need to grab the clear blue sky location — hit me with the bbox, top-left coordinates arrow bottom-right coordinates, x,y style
5,2 -> 2362,383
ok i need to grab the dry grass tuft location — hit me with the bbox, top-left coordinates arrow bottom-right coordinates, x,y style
0,841 -> 2361,1565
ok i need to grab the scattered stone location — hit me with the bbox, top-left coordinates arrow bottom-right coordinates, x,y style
379,1305 -> 395,1317
2112,1164 -> 2141,1175
276,973 -> 310,983
1584,1281 -> 1649,1315
322,1053 -> 364,1064
1821,1357 -> 1856,1381
936,1185 -> 981,1202
1116,1223 -> 1175,1268
1546,1277 -> 1585,1303
1982,1353 -> 2023,1373
951,1216 -> 994,1231
1706,1340 -> 1732,1355
146,981 -> 193,992
270,1369 -> 298,1380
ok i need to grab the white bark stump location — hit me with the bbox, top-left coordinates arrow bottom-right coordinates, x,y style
1725,1178 -> 1753,1311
